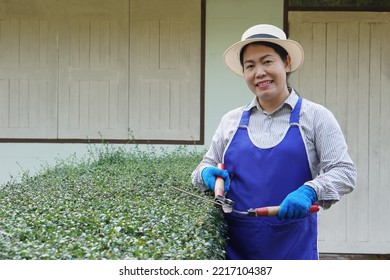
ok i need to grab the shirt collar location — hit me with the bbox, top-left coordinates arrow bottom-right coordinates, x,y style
244,89 -> 300,114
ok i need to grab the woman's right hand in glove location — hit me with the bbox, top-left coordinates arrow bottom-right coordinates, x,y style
201,166 -> 230,192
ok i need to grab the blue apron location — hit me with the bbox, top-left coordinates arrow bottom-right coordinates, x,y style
223,97 -> 318,260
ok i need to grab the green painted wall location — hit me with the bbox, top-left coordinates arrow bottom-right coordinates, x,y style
204,0 -> 284,146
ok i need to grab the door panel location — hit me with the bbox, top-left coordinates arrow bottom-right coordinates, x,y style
289,12 -> 390,253
0,0 -> 202,142
57,0 -> 129,139
0,0 -> 58,138
129,0 -> 201,141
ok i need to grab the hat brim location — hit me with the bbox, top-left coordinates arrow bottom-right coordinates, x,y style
223,38 -> 304,77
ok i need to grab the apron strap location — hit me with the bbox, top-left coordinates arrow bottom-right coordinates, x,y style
239,110 -> 251,126
289,97 -> 303,125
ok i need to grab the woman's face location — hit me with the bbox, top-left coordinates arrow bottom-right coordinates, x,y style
242,44 -> 291,111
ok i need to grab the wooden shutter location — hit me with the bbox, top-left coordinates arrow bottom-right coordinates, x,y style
0,0 -> 202,142
289,11 -> 390,253
57,0 -> 129,140
129,0 -> 201,141
0,0 -> 58,138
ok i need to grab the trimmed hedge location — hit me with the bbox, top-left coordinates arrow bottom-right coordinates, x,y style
0,145 -> 226,260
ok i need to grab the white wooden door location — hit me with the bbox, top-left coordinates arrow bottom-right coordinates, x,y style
57,0 -> 129,139
0,0 -> 58,138
129,0 -> 202,141
289,11 -> 390,254
0,0 -> 202,142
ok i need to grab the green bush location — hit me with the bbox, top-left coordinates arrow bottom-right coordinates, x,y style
0,145 -> 226,260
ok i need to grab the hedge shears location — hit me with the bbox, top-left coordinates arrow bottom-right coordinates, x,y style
174,163 -> 319,217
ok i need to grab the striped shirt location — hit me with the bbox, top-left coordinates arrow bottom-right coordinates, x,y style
191,90 -> 356,209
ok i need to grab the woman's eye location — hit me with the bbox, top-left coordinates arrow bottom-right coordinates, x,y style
264,60 -> 272,65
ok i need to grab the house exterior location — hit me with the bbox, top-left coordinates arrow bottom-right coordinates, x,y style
0,0 -> 389,255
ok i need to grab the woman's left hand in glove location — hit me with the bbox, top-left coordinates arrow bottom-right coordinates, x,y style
277,185 -> 317,220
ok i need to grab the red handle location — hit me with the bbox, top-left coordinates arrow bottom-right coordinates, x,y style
214,163 -> 225,199
309,204 -> 320,213
255,203 -> 320,217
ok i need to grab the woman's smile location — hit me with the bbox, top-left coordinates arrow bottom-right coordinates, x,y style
256,79 -> 273,89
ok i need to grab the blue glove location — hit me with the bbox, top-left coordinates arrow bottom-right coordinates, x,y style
277,185 -> 317,220
201,166 -> 230,192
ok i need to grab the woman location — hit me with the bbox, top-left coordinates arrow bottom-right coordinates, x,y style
191,24 -> 356,260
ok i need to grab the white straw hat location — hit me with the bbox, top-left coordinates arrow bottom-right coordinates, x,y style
223,24 -> 304,76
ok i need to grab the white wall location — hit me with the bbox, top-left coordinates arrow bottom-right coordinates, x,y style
0,143 -> 91,184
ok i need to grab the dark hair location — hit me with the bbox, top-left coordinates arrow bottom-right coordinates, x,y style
239,41 -> 289,68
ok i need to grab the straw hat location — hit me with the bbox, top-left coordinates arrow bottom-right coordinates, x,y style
223,24 -> 304,76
